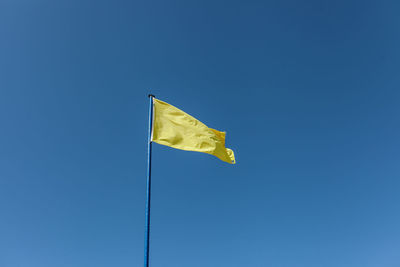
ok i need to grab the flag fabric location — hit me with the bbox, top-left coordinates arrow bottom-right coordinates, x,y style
151,98 -> 236,164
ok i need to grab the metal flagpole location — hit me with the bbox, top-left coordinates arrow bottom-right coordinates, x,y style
144,94 -> 155,267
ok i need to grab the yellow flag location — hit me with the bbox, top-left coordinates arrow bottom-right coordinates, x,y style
151,98 -> 236,164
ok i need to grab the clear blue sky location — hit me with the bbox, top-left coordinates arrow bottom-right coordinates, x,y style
1,0 -> 400,266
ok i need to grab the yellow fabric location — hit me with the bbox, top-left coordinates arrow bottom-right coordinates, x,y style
151,98 -> 236,164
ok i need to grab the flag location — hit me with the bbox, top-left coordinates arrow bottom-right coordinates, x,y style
151,98 -> 236,164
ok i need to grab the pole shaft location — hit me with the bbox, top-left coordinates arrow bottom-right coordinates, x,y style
144,95 -> 154,267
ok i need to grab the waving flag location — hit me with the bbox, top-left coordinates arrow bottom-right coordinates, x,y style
151,97 -> 235,164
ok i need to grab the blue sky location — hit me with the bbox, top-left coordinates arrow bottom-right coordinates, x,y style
1,0 -> 400,266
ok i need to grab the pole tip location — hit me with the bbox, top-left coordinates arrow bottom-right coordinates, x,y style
148,94 -> 155,98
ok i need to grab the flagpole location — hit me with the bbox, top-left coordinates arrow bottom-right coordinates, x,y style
144,94 -> 154,267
